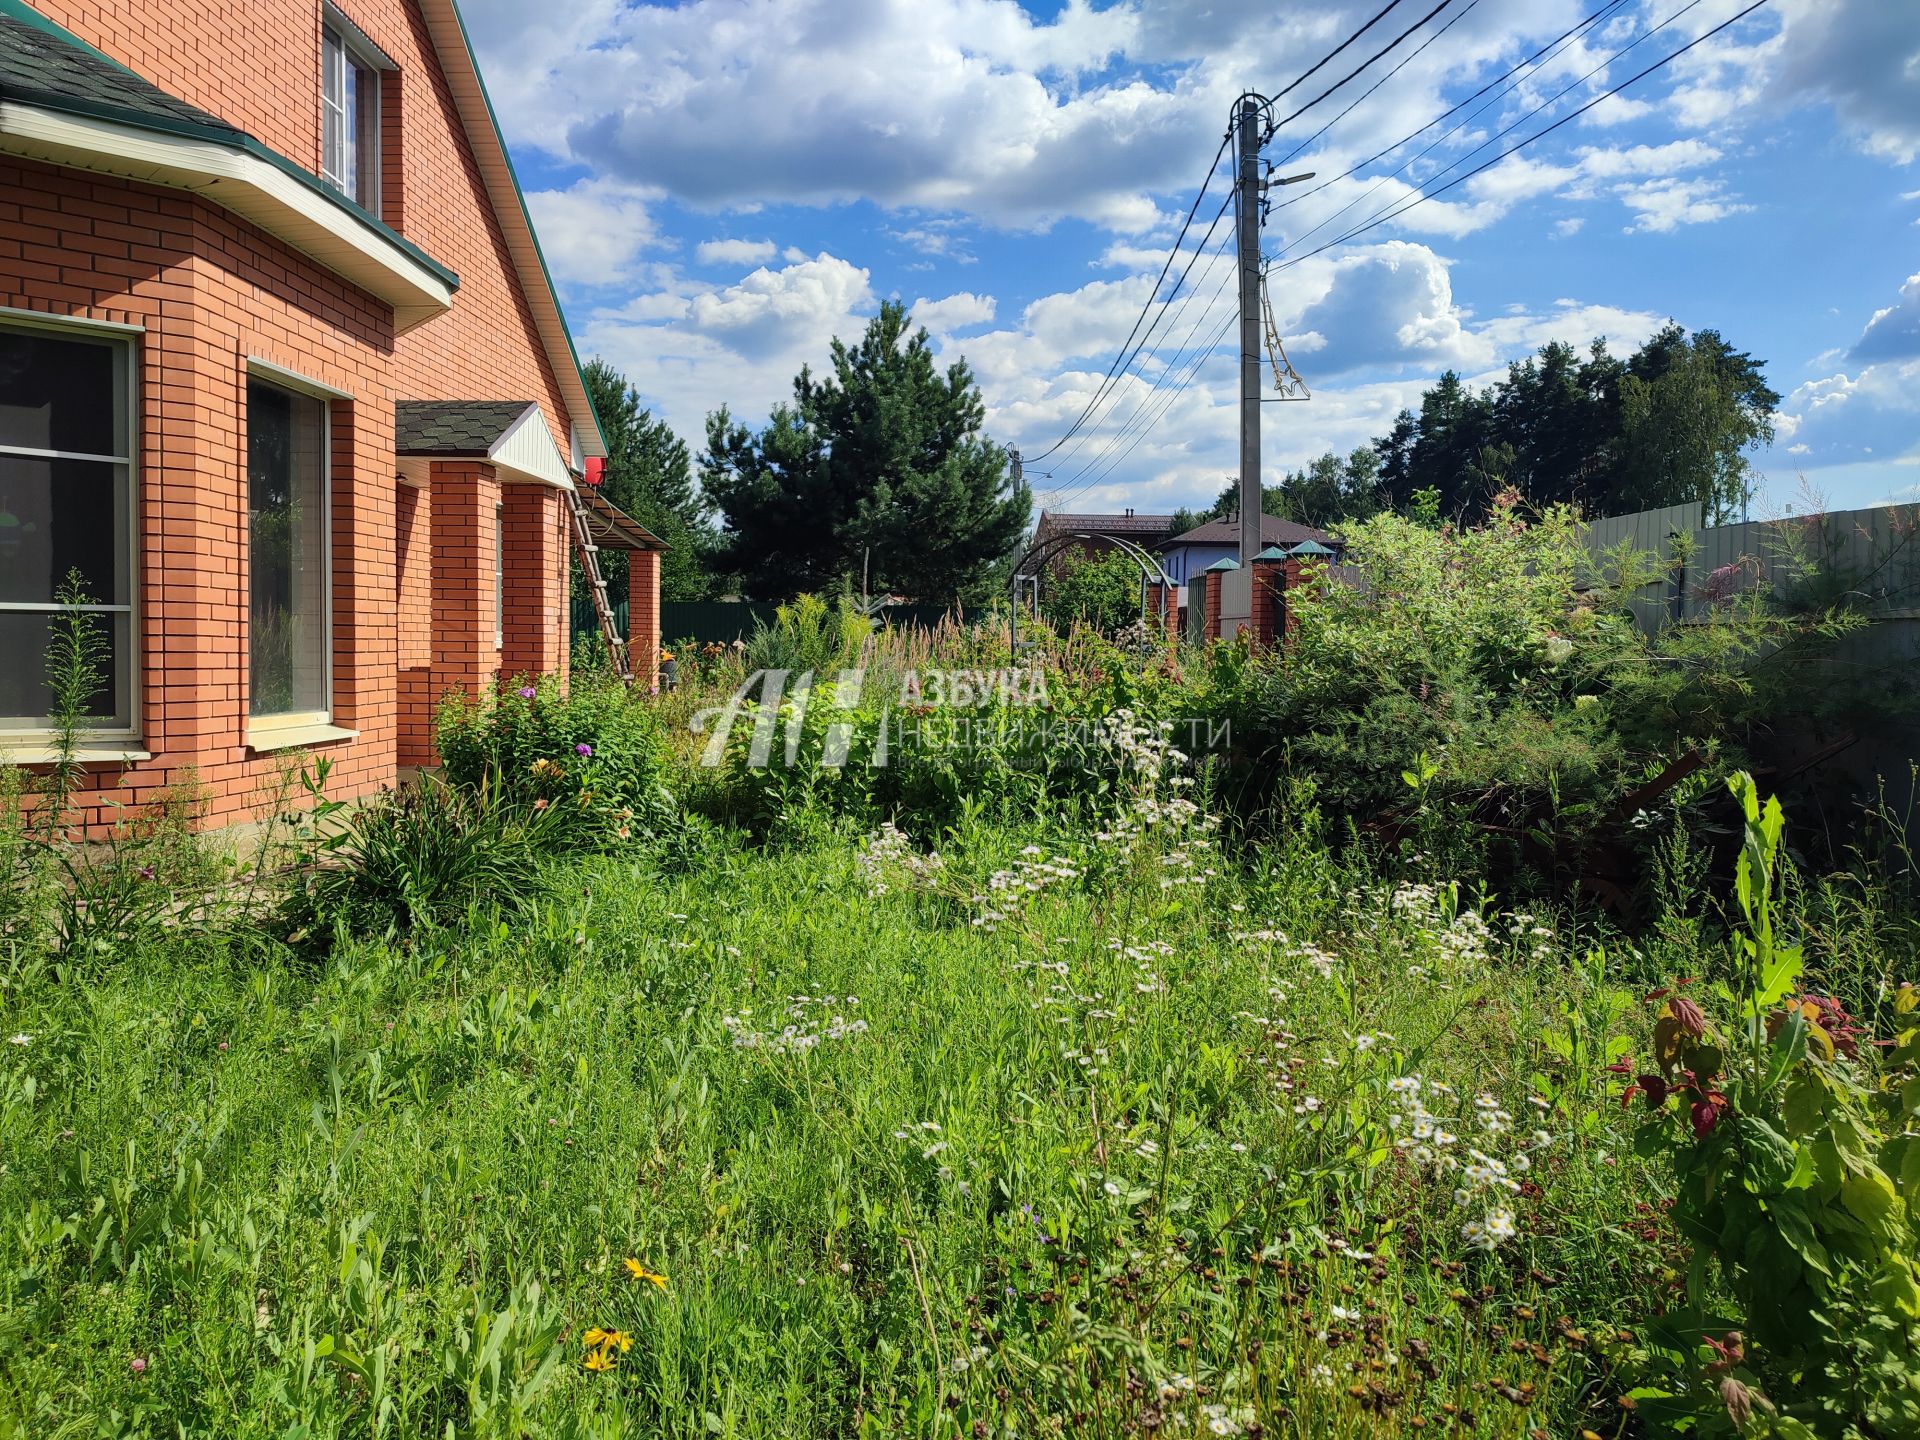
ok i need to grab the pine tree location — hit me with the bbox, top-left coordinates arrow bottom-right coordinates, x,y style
581,360 -> 711,601
700,302 -> 1030,605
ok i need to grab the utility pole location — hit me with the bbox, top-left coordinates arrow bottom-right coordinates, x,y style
1236,94 -> 1263,571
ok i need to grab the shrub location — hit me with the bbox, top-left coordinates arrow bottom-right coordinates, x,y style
1214,496 -> 1868,888
1611,774 -> 1920,1435
288,773 -> 570,937
435,673 -> 674,845
742,592 -> 871,676
1040,549 -> 1149,636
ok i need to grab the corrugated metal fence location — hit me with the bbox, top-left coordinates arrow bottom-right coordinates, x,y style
1584,500 -> 1920,635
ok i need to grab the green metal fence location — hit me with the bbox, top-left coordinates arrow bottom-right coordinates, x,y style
570,597 -> 962,649
570,593 -> 630,644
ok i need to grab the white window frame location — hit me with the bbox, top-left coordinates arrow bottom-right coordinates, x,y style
0,308 -> 141,750
495,500 -> 506,650
243,362 -> 342,748
320,14 -> 386,214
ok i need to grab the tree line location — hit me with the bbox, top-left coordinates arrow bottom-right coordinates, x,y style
588,311 -> 1779,609
1174,324 -> 1780,536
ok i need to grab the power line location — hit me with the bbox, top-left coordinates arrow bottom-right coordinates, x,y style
1021,134 -> 1233,463
1036,206 -> 1235,478
1050,305 -> 1241,508
1268,0 -> 1484,170
1267,0 -> 1773,277
1042,3 -> 1463,504
1024,0 -> 1437,468
1045,249 -> 1242,506
1271,0 -> 1633,208
1040,244 -> 1238,501
1267,0 -> 1411,107
1269,0 -> 1701,263
1046,0 -> 1775,510
1260,0 -> 1457,137
1042,271 -> 1238,504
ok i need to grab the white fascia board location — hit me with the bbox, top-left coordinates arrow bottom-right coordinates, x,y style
488,403 -> 575,490
0,100 -> 454,333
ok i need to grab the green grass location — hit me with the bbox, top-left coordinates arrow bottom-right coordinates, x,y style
0,808 -> 1673,1438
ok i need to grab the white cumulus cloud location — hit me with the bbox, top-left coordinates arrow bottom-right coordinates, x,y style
696,238 -> 778,266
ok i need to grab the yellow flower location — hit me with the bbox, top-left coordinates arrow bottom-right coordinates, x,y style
603,1329 -> 634,1352
582,1347 -> 616,1372
624,1258 -> 668,1290
582,1327 -> 611,1347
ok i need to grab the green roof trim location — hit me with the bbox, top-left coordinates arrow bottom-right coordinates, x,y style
0,0 -> 458,293
1251,545 -> 1291,562
1202,557 -> 1241,573
440,0 -> 606,457
1289,540 -> 1335,557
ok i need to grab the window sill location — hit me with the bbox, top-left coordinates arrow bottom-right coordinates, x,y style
245,723 -> 359,753
0,744 -> 151,765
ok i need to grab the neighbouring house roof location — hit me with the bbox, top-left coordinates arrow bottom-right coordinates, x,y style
0,1 -> 458,328
1034,510 -> 1178,540
396,399 -> 574,489
1158,514 -> 1336,551
414,0 -> 606,460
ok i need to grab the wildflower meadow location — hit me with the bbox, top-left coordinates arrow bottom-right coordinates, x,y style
2,515 -> 1918,1437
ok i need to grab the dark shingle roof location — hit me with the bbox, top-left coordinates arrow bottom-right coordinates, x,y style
1159,514 -> 1335,550
0,8 -> 244,140
395,400 -> 538,455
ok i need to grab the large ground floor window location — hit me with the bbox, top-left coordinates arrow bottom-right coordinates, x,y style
247,378 -> 331,721
0,317 -> 135,735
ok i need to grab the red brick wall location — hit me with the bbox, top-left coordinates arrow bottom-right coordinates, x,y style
500,484 -> 567,682
1280,560 -> 1306,642
1202,572 -> 1222,641
3,2 -> 602,828
2,155 -> 399,832
629,550 -> 660,691
395,481 -> 434,766
429,460 -> 499,706
29,0 -> 582,474
1249,561 -> 1282,648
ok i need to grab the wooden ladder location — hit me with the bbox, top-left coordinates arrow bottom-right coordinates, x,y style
565,486 -> 633,680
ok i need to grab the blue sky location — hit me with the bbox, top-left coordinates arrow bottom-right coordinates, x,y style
460,0 -> 1920,519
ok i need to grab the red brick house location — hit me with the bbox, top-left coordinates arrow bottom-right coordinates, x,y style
0,0 -> 664,830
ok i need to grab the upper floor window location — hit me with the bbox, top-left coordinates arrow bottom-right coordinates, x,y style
0,317 -> 137,736
321,17 -> 385,211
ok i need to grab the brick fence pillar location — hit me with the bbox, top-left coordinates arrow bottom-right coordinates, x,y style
628,548 -> 661,690
1203,571 -> 1223,640
431,460 -> 501,709
1250,560 -> 1284,648
1281,559 -> 1305,642
501,484 -> 568,682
